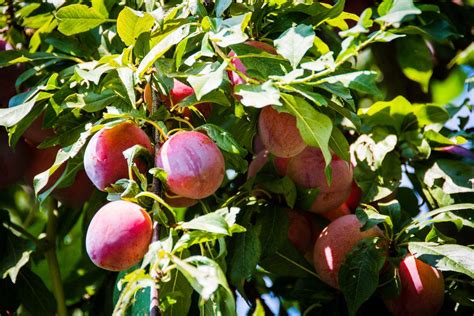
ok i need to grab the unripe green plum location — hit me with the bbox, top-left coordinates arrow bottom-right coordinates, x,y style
84,122 -> 153,191
86,201 -> 152,271
258,106 -> 306,158
313,214 -> 383,289
384,255 -> 444,316
0,130 -> 31,187
156,131 -> 225,199
286,147 -> 353,213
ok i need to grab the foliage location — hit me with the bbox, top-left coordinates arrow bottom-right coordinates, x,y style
0,0 -> 473,315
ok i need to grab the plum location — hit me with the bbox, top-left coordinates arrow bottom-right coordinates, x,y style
287,210 -> 314,254
86,200 -> 152,271
320,203 -> 351,222
286,147 -> 353,213
0,130 -> 31,187
384,255 -> 444,316
258,106 -> 306,158
84,122 -> 153,191
156,131 -> 225,199
247,149 -> 269,179
25,145 -> 94,207
313,214 -> 384,289
0,40 -> 23,108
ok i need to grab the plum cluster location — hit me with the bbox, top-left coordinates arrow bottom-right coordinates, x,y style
82,122 -> 225,271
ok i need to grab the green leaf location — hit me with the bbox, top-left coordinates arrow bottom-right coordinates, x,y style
0,232 -> 35,283
359,96 -> 412,133
259,176 -> 297,208
235,81 -> 282,108
323,71 -> 381,97
117,7 -> 155,46
422,160 -> 474,194
0,93 -> 39,127
281,93 -> 333,167
56,4 -> 107,36
408,242 -> 474,279
396,36 -> 433,92
117,67 -> 137,107
255,204 -> 289,257
160,270 -> 193,316
215,0 -> 232,17
181,213 -> 230,235
137,24 -> 190,77
65,89 -> 117,112
274,24 -> 315,69
229,224 -> 261,286
196,124 -> 248,156
187,62 -> 227,100
356,205 -> 393,232
413,104 -> 449,127
339,237 -> 386,316
209,13 -> 251,47
173,255 -> 229,301
377,0 -> 421,25
16,268 -> 56,316
329,127 -> 350,162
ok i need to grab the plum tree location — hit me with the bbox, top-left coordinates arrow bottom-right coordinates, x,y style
258,106 -> 306,158
228,41 -> 277,86
25,145 -> 93,207
313,214 -> 384,289
0,130 -> 30,188
84,122 -> 153,191
156,131 -> 225,199
286,147 -> 353,213
86,200 -> 152,271
384,255 -> 445,316
0,40 -> 23,108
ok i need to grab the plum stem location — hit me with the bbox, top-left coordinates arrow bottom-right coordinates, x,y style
44,202 -> 67,316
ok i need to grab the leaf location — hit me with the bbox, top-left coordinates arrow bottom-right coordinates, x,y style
181,213 -> 230,235
323,71 -> 381,97
215,0 -> 232,17
160,270 -> 193,316
356,205 -> 393,232
281,93 -> 333,167
255,204 -> 288,257
173,255 -> 229,301
209,13 -> 251,47
329,127 -> 350,162
0,231 -> 35,283
117,7 -> 155,46
235,81 -> 282,108
117,67 -> 137,107
259,176 -> 297,208
274,24 -> 315,69
196,124 -> 248,156
413,104 -> 449,127
187,62 -> 227,100
396,36 -> 433,92
423,160 -> 474,194
56,4 -> 107,36
408,242 -> 474,279
339,237 -> 386,316
359,96 -> 413,133
137,24 -> 190,77
0,93 -> 39,127
15,268 -> 56,316
377,0 -> 422,25
229,224 -> 261,286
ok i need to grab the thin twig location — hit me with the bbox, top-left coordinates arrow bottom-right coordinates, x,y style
149,78 -> 162,316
